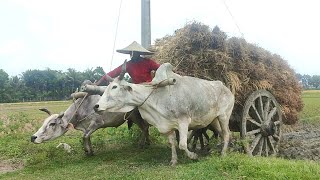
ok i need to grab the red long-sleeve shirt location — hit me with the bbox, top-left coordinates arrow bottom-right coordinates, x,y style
103,58 -> 160,84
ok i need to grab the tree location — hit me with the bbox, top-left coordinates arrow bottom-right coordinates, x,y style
296,73 -> 312,89
0,69 -> 9,85
93,66 -> 105,80
310,75 -> 320,89
82,68 -> 96,82
82,66 -> 106,83
0,69 -> 12,102
8,75 -> 23,102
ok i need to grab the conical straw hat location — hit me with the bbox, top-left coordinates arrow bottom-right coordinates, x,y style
116,41 -> 154,55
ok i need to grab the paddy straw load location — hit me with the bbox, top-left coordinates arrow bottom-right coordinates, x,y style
151,21 -> 303,125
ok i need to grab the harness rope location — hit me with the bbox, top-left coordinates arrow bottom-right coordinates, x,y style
123,108 -> 136,121
68,93 -> 89,126
122,79 -> 168,121
139,79 -> 168,107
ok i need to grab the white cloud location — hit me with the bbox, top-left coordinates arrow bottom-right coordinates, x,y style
0,40 -> 25,55
27,16 -> 49,35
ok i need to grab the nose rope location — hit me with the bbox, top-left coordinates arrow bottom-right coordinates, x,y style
122,80 -> 167,121
139,67 -> 173,107
138,79 -> 168,107
68,93 -> 89,125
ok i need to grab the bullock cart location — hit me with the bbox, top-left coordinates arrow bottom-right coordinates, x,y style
83,22 -> 302,158
190,89 -> 282,157
152,22 -> 302,158
230,89 -> 282,157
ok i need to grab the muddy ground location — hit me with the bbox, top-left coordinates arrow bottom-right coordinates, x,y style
192,122 -> 320,161
279,123 -> 320,161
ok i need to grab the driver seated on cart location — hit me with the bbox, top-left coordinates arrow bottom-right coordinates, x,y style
95,41 -> 160,86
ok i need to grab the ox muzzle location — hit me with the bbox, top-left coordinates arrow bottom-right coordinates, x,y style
31,135 -> 37,143
93,104 -> 105,114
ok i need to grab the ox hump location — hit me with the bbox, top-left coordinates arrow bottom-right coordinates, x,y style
151,63 -> 178,85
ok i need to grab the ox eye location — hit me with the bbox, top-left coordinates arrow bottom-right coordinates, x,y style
49,122 -> 56,126
112,85 -> 117,89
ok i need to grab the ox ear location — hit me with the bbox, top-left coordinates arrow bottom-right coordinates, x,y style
39,108 -> 51,115
119,60 -> 127,80
58,112 -> 64,118
124,85 -> 132,92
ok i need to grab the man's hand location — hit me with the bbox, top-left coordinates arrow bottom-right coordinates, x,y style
95,77 -> 105,86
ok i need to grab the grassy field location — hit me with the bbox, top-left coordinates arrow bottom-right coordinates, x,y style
0,91 -> 320,179
299,90 -> 320,123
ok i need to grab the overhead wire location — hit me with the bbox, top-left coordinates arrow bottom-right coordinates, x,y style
221,0 -> 244,38
110,0 -> 123,71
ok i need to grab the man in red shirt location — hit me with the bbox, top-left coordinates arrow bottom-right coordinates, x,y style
96,41 -> 160,85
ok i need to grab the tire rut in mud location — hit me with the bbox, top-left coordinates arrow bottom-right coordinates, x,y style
279,123 -> 320,161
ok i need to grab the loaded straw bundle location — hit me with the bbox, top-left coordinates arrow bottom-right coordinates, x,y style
152,22 -> 303,125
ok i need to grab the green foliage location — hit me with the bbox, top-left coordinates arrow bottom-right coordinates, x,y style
0,69 -> 9,85
0,69 -> 12,102
297,73 -> 320,89
0,67 -> 106,103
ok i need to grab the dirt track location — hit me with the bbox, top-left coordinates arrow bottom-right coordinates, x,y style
0,160 -> 23,174
279,123 -> 320,161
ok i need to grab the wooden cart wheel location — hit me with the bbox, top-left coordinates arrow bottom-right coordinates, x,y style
241,89 -> 282,157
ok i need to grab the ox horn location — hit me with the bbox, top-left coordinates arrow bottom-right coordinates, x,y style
58,112 -> 64,118
80,85 -> 107,96
39,108 -> 51,115
119,60 -> 127,80
70,92 -> 88,99
104,74 -> 114,82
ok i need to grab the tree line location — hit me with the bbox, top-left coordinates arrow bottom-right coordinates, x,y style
0,68 -> 319,103
0,67 -> 105,103
296,74 -> 320,90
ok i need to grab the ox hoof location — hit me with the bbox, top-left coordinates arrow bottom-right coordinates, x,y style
145,140 -> 151,146
139,144 -> 147,149
138,141 -> 150,149
170,159 -> 178,166
189,152 -> 198,160
85,151 -> 94,156
220,152 -> 227,157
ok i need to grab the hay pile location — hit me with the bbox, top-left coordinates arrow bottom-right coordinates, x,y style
152,21 -> 303,125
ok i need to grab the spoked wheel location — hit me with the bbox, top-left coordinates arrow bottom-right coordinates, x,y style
241,90 -> 282,157
188,128 -> 210,151
187,126 -> 219,151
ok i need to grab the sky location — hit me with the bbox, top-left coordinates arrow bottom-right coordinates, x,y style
0,0 -> 319,77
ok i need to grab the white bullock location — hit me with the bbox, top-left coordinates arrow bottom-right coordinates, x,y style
31,81 -> 150,155
94,63 -> 234,165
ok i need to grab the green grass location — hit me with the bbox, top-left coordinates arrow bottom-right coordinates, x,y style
300,90 -> 320,123
1,94 -> 320,179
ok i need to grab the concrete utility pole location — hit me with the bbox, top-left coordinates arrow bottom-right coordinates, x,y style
141,0 -> 151,48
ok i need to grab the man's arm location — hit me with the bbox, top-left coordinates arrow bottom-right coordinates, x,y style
148,60 -> 160,80
95,76 -> 107,86
95,65 -> 123,86
148,59 -> 161,70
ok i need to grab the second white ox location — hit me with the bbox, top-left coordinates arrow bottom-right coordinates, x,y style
32,81 -> 150,155
94,63 -> 235,165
